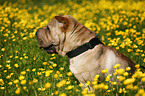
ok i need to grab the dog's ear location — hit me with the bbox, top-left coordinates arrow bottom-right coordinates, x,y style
55,15 -> 69,32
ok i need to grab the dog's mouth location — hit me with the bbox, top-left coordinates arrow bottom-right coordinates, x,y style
39,44 -> 57,54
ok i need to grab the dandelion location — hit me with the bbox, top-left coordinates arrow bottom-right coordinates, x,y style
26,69 -> 30,71
123,72 -> 129,76
8,82 -> 13,85
135,64 -> 140,68
123,78 -> 135,85
67,85 -> 74,90
22,37 -> 27,40
14,64 -> 19,68
44,82 -> 51,89
6,60 -> 11,63
126,67 -> 131,71
13,79 -> 19,84
67,72 -> 72,76
59,93 -> 67,96
53,63 -> 57,67
20,71 -> 26,75
21,80 -> 26,85
19,75 -> 25,80
1,48 -> 5,51
103,85 -> 109,90
45,70 -> 51,77
0,79 -> 4,85
113,64 -> 120,68
86,81 -> 90,86
116,68 -> 125,74
15,88 -> 20,94
101,69 -> 108,73
33,78 -> 38,83
43,62 -> 47,65
79,83 -> 84,87
135,89 -> 145,96
32,68 -> 36,72
112,82 -> 117,85
23,86 -> 27,91
141,77 -> 145,82
41,88 -> 45,91
117,76 -> 126,81
59,67 -> 64,70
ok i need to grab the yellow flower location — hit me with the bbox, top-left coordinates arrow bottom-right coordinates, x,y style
45,70 -> 50,77
56,83 -> 63,87
86,81 -> 90,86
117,76 -> 126,81
59,93 -> 67,96
54,90 -> 58,95
13,79 -> 19,84
123,72 -> 129,76
33,78 -> 38,83
59,67 -> 64,71
53,63 -> 57,67
132,70 -> 144,78
112,82 -> 117,85
136,89 -> 145,96
44,82 -> 51,89
8,82 -> 13,85
135,64 -> 140,68
119,88 -> 122,93
1,48 -> 5,51
26,69 -> 30,71
19,75 -> 25,80
14,64 -> 19,68
141,77 -> 145,82
0,79 -> 4,85
126,84 -> 133,89
101,69 -> 108,73
20,71 -> 26,75
123,78 -> 135,85
133,85 -> 138,90
21,80 -> 26,85
79,83 -> 84,87
32,68 -> 36,72
54,74 -> 58,78
94,75 -> 99,81
67,72 -> 72,76
126,67 -> 131,71
22,37 -> 27,40
103,85 -> 109,90
41,88 -> 45,91
1,87 -> 5,90
116,68 -> 125,74
67,85 -> 74,90
6,60 -> 11,63
43,62 -> 47,65
15,88 -> 20,94
105,75 -> 111,81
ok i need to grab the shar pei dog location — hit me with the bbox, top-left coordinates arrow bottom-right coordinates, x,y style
36,15 -> 136,89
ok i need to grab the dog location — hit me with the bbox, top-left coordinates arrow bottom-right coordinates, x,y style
36,15 -> 136,89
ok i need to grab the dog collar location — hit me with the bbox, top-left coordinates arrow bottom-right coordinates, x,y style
66,34 -> 104,58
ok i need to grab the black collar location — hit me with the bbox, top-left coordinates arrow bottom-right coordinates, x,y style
66,35 -> 104,58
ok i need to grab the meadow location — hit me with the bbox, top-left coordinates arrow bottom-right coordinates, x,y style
0,0 -> 145,96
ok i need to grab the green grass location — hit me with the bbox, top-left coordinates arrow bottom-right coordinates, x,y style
0,0 -> 145,96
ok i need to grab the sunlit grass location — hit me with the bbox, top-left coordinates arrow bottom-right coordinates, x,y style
0,0 -> 145,96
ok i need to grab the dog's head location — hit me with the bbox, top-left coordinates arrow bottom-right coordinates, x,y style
36,15 -> 95,56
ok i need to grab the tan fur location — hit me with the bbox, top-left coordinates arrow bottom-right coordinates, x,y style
36,15 -> 136,90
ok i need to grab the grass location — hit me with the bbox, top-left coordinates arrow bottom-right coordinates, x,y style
0,0 -> 145,96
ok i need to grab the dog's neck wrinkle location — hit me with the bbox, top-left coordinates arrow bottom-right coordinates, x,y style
62,26 -> 96,55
